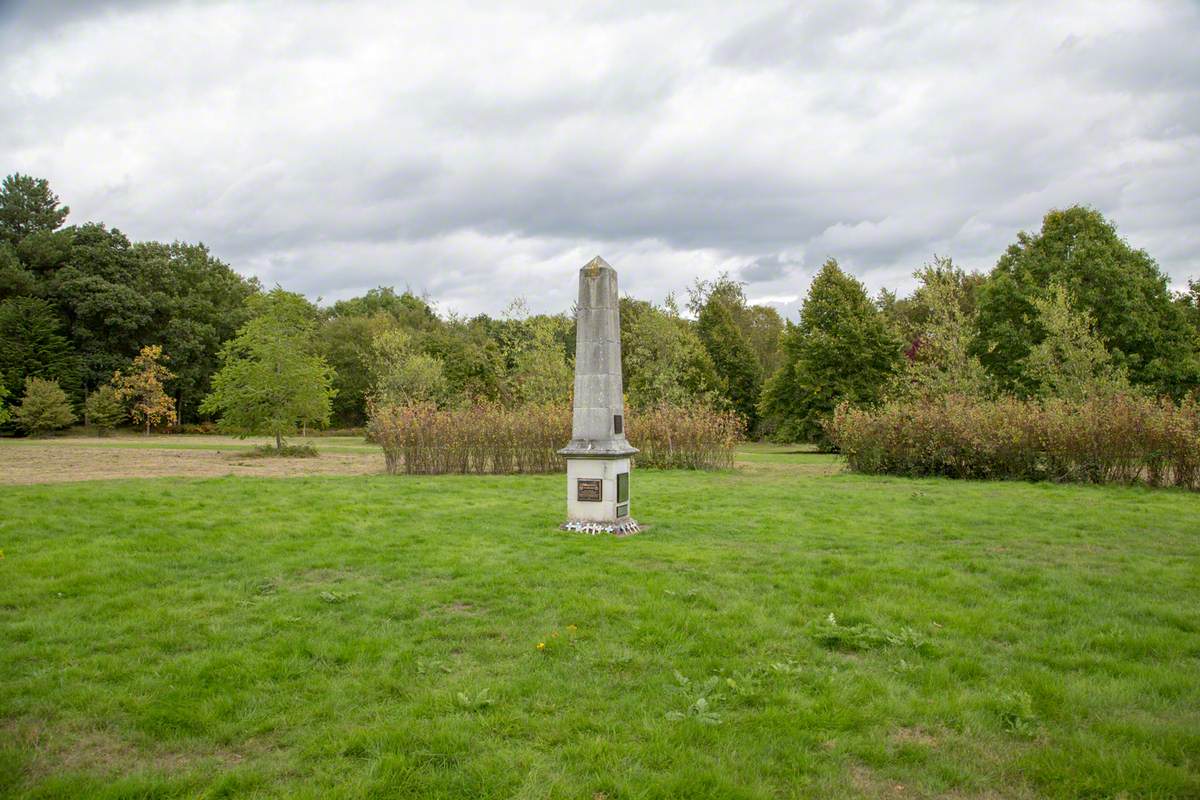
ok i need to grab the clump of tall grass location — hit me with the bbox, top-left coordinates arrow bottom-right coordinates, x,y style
827,393 -> 1200,490
368,402 -> 744,474
628,403 -> 744,470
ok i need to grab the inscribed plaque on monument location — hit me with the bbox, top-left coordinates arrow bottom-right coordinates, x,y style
577,478 -> 602,502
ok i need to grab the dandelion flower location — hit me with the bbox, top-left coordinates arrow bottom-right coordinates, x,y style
536,642 -> 546,651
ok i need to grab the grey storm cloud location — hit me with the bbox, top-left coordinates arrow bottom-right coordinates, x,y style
1,0 -> 1197,317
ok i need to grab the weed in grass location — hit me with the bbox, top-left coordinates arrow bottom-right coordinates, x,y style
455,688 -> 495,710
318,590 -> 357,604
416,659 -> 453,675
810,612 -> 933,655
991,689 -> 1041,738
665,671 -> 725,725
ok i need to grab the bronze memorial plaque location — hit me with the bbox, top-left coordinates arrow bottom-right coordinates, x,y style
576,478 -> 602,502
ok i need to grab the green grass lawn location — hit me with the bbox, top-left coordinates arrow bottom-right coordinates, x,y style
1,457 -> 1198,798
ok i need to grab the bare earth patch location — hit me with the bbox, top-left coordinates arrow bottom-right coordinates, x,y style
0,441 -> 382,484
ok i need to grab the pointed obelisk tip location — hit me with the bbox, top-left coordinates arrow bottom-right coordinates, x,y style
581,255 -> 612,275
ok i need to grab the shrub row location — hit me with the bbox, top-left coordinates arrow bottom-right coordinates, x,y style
368,402 -> 743,474
826,394 -> 1200,489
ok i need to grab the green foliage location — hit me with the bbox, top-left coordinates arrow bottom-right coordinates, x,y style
244,443 -> 319,458
621,299 -> 721,409
0,242 -> 36,300
664,672 -> 724,725
808,612 -> 932,654
497,304 -> 573,405
13,376 -> 77,435
975,206 -> 1199,397
888,262 -> 992,401
200,288 -> 336,450
133,241 -> 259,421
688,274 -> 784,378
697,300 -> 761,427
0,173 -> 69,246
317,313 -> 379,424
84,384 -> 126,434
761,259 -> 899,446
1021,284 -> 1130,400
367,327 -> 448,407
0,382 -> 10,425
878,256 -> 985,348
0,296 -> 80,400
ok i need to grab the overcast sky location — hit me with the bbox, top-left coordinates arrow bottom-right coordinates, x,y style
2,1 -> 1197,318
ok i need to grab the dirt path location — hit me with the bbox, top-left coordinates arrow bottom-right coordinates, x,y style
0,440 -> 384,484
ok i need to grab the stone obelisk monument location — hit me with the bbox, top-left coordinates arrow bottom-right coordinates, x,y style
560,256 -> 640,535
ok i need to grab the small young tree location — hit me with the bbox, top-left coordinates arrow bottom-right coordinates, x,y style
14,377 -> 76,436
113,345 -> 178,435
200,288 -> 336,451
84,384 -> 126,435
0,382 -> 11,425
1021,284 -> 1130,401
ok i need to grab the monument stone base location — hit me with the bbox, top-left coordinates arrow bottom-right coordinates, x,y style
561,456 -> 640,535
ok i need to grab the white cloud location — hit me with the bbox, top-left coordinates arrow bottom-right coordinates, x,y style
1,0 -> 1196,315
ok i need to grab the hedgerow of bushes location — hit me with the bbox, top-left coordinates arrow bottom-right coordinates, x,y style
368,402 -> 743,474
827,394 -> 1200,490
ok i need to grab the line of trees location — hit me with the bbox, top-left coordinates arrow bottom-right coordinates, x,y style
1,172 -> 1197,445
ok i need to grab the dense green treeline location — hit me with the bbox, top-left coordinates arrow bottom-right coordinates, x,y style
1,173 -> 1197,441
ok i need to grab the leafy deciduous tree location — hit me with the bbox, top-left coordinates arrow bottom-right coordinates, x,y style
622,298 -> 721,409
200,288 -> 336,451
367,327 -> 448,407
113,345 -> 178,434
975,206 -> 1199,397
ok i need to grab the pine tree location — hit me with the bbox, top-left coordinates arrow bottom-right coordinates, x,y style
0,173 -> 70,246
761,259 -> 899,447
14,377 -> 76,436
85,384 -> 127,435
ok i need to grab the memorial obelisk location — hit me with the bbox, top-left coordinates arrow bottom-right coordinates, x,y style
560,256 -> 640,535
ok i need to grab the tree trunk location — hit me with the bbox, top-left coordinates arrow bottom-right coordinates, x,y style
146,419 -> 151,436
275,431 -> 283,451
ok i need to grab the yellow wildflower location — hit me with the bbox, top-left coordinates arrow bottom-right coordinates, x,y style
536,642 -> 545,650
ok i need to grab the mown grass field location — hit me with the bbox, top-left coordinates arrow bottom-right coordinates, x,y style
1,446 -> 1198,798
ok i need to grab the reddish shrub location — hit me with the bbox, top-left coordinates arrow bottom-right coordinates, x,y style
826,394 -> 1200,490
